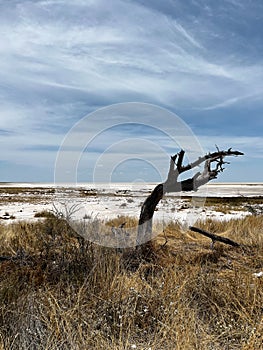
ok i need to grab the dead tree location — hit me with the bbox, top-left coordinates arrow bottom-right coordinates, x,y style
137,148 -> 244,247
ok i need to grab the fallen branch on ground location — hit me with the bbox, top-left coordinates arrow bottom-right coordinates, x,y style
189,226 -> 241,248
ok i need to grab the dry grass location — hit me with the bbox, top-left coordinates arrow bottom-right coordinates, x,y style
0,215 -> 262,349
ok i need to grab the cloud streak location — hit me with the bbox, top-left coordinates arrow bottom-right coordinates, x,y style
0,0 -> 262,181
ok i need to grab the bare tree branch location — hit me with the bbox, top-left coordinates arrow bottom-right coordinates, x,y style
164,148 -> 244,192
176,149 -> 185,172
137,147 -> 244,247
179,148 -> 243,174
189,226 -> 241,248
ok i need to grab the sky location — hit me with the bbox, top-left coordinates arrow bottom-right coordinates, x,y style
0,0 -> 262,183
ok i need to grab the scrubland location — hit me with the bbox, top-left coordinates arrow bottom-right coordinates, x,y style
0,214 -> 262,349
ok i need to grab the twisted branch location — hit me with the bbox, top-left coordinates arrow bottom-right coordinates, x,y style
137,147 -> 244,246
164,148 -> 244,192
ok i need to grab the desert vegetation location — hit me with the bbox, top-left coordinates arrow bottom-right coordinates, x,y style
0,187 -> 55,204
0,214 -> 262,349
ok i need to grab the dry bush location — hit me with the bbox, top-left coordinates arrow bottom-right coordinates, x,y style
0,215 -> 262,349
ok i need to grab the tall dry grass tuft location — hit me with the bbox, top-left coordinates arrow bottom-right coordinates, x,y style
0,214 -> 262,349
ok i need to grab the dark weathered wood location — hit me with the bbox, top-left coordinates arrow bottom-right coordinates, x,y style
178,149 -> 243,174
0,256 -> 13,261
137,184 -> 164,245
189,226 -> 240,247
136,148 -> 244,248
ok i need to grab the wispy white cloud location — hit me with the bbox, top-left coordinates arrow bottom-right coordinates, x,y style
0,0 -> 262,181
164,17 -> 203,50
199,93 -> 260,111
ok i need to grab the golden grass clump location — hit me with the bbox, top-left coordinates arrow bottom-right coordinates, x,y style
0,214 -> 262,349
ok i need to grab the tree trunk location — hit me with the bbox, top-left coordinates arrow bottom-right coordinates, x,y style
136,148 -> 243,249
137,184 -> 164,245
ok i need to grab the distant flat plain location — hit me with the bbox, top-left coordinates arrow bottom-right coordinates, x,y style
0,182 -> 262,223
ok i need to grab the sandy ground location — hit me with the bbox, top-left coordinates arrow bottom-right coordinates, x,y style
0,182 -> 262,226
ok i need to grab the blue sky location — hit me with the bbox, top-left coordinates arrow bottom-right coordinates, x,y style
0,0 -> 262,183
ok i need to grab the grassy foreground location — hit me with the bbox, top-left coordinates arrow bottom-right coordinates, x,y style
0,215 -> 262,349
